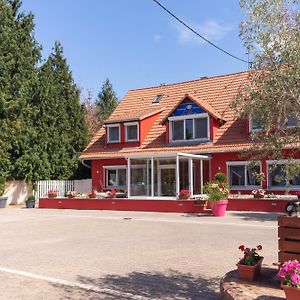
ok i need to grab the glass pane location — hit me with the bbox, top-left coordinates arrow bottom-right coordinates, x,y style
247,165 -> 260,185
118,169 -> 126,186
195,118 -> 208,139
109,127 -> 119,141
229,166 -> 245,186
160,168 -> 176,196
131,159 -> 151,196
251,116 -> 263,131
172,120 -> 184,140
179,159 -> 189,191
287,116 -> 298,127
269,165 -> 286,187
107,170 -> 117,186
185,119 -> 193,140
193,160 -> 201,195
127,125 -> 138,140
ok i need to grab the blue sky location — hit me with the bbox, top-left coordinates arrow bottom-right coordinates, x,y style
22,0 -> 248,99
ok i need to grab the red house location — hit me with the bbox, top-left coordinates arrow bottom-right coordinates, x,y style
77,71 -> 299,212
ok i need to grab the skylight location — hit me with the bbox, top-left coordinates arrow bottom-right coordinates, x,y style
152,94 -> 163,104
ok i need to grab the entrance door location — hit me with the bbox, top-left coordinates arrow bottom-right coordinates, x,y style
158,166 -> 176,196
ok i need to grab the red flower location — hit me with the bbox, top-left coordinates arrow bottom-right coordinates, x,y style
238,245 -> 245,251
257,245 -> 262,250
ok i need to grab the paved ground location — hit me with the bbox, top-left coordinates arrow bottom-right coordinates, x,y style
0,207 -> 281,300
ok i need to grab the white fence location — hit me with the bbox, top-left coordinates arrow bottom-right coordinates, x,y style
37,179 -> 92,198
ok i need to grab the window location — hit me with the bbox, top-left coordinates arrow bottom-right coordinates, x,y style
279,116 -> 299,128
152,94 -> 163,104
169,113 -> 209,142
125,122 -> 139,142
268,161 -> 300,188
227,162 -> 261,188
106,167 -> 127,187
107,124 -> 120,143
249,116 -> 263,132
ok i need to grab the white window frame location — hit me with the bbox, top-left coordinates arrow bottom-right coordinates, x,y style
249,116 -> 263,132
124,121 -> 139,142
226,161 -> 262,190
107,124 -> 120,143
168,113 -> 210,143
267,159 -> 300,190
104,165 -> 127,187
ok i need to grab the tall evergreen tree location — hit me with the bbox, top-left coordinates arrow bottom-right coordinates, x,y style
0,0 -> 41,180
95,78 -> 118,122
29,42 -> 88,180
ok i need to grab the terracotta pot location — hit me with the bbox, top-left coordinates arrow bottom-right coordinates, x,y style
237,257 -> 264,281
179,195 -> 190,200
211,199 -> 228,216
282,285 -> 300,300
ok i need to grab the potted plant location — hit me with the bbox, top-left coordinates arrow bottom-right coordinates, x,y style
87,190 -> 97,198
106,189 -> 117,199
290,190 -> 300,200
177,189 -> 190,200
277,259 -> 300,299
252,189 -> 266,199
25,195 -> 36,208
0,177 -> 8,208
46,190 -> 59,198
66,190 -> 76,198
237,244 -> 263,281
204,173 -> 229,216
254,172 -> 265,184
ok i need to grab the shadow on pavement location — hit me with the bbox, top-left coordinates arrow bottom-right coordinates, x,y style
54,270 -> 220,300
229,212 -> 282,222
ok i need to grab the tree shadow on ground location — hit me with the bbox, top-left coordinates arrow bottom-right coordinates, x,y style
229,212 -> 282,222
53,270 -> 220,300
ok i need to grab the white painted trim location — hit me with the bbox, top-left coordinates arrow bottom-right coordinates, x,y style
124,152 -> 209,159
127,158 -> 131,197
189,158 -> 193,196
103,165 -> 127,169
104,166 -> 127,188
168,113 -> 208,121
266,159 -> 300,165
107,124 -> 120,143
151,157 -> 154,197
169,114 -> 209,143
176,155 -> 180,196
200,160 -> 203,194
124,122 -> 139,142
227,161 -> 262,188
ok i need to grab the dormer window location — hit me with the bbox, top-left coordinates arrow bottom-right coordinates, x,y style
169,113 -> 209,142
107,124 -> 120,143
249,116 -> 263,132
152,94 -> 163,104
125,122 -> 139,142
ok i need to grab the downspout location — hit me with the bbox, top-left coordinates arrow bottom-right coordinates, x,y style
81,159 -> 91,169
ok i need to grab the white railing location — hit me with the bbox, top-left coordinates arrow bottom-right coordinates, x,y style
37,179 -> 92,198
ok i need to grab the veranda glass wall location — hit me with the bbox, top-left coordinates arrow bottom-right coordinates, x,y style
127,153 -> 209,199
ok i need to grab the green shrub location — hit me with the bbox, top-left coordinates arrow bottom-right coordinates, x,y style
0,177 -> 6,196
214,172 -> 227,183
27,195 -> 35,201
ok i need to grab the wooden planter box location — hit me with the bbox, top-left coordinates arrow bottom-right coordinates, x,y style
278,216 -> 300,264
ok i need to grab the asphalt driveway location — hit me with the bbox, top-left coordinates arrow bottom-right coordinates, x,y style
0,208 -> 280,299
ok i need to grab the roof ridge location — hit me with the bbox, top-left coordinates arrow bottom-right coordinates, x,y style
128,70 -> 249,92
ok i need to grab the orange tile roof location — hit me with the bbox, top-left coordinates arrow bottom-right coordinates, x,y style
104,107 -> 163,124
80,71 -> 252,160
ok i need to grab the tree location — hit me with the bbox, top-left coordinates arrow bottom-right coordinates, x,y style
82,90 -> 101,141
0,0 -> 41,180
32,42 -> 88,180
231,0 -> 300,162
95,78 -> 118,122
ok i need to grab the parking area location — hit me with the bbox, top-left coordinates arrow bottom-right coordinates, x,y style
0,208 -> 280,299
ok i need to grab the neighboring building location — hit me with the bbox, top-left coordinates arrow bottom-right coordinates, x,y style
80,71 -> 300,199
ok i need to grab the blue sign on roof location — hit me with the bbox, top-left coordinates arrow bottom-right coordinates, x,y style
172,101 -> 205,117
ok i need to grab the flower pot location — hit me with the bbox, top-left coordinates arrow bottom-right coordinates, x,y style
25,200 -> 35,208
281,285 -> 300,300
237,257 -> 264,281
0,197 -> 8,208
211,199 -> 228,216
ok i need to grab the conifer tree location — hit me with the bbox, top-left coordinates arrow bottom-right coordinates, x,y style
0,0 -> 41,180
95,78 -> 118,122
31,42 -> 88,180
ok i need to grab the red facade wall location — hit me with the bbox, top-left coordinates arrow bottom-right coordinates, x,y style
92,158 -> 127,191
